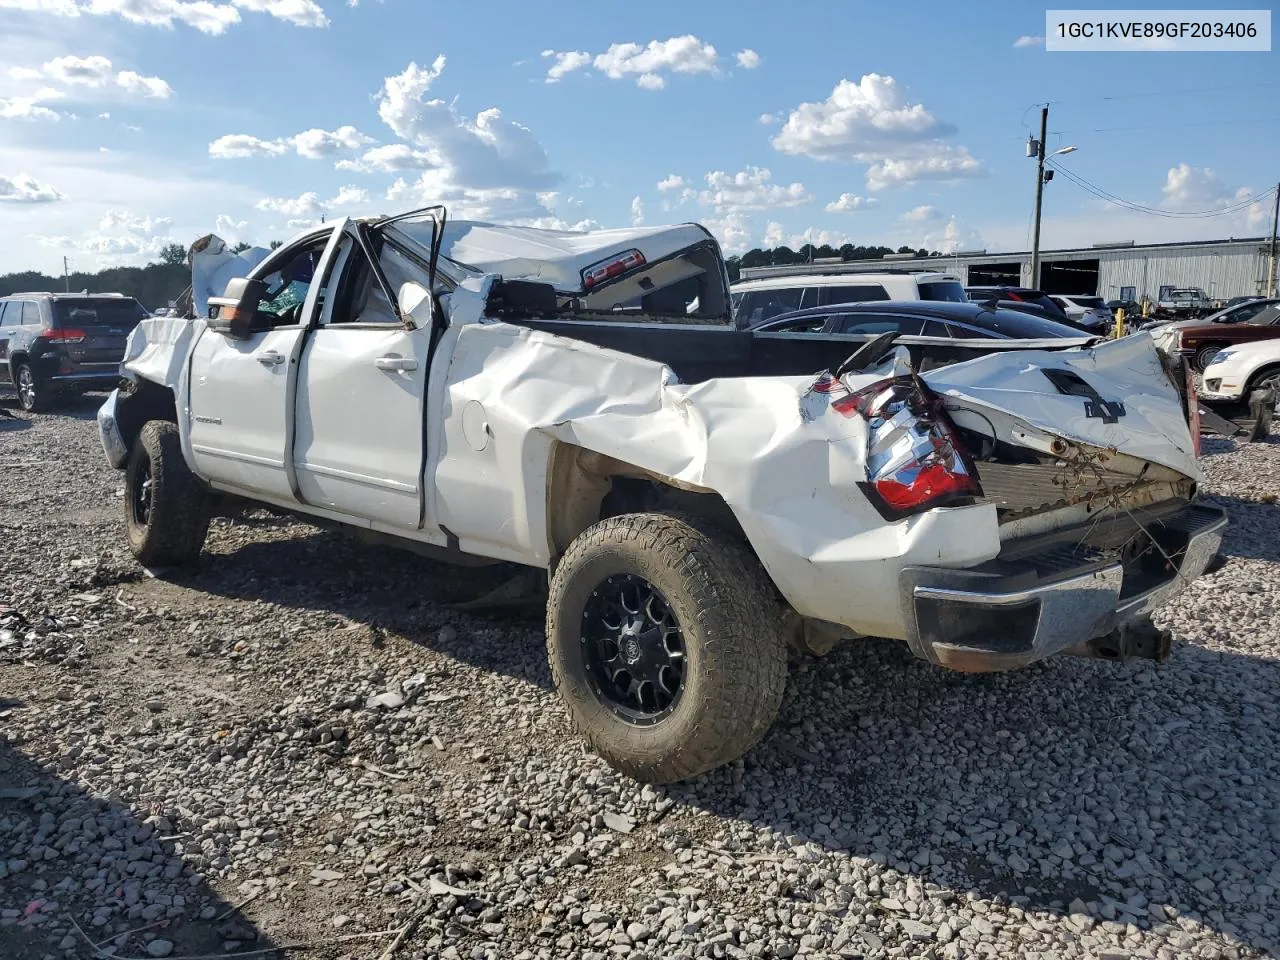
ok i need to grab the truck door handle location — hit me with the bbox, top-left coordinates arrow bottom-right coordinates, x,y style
375,356 -> 418,372
257,351 -> 286,366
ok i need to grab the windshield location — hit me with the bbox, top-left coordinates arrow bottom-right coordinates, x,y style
1171,291 -> 1199,301
918,280 -> 967,302
1246,305 -> 1280,326
1072,296 -> 1104,308
53,298 -> 146,327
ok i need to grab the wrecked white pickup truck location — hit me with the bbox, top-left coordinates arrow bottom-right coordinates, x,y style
97,208 -> 1226,783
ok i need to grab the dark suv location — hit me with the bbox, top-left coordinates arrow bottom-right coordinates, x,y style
0,293 -> 147,412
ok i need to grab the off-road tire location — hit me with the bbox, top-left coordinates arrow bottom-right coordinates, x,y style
125,420 -> 210,566
547,512 -> 788,783
1193,343 -> 1227,373
15,363 -> 48,413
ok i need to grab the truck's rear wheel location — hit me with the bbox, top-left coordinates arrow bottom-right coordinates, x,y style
125,420 -> 210,566
547,513 -> 787,783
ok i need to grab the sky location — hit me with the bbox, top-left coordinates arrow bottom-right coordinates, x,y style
0,0 -> 1276,274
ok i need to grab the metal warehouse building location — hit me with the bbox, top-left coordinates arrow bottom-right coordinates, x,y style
740,236 -> 1276,303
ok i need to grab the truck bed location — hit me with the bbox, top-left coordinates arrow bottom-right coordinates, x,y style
512,318 -> 1090,383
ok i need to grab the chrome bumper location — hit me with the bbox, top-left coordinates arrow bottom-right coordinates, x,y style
97,389 -> 129,469
899,503 -> 1228,672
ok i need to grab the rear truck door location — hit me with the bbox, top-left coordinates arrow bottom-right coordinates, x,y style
921,333 -> 1199,479
291,220 -> 439,531
187,222 -> 347,501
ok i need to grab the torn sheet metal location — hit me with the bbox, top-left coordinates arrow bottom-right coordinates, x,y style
920,333 -> 1200,481
189,235 -> 272,319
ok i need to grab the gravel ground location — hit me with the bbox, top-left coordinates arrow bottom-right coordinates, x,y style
2,394 -> 1279,960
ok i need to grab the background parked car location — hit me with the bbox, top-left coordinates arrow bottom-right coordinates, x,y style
0,292 -> 145,412
1170,302 -> 1280,371
731,271 -> 966,329
1156,287 -> 1213,319
1201,339 -> 1280,405
1049,294 -> 1113,332
755,300 -> 1088,341
1148,298 -> 1280,367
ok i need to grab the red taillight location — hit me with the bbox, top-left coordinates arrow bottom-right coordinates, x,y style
581,249 -> 646,289
1007,291 -> 1024,301
845,378 -> 981,516
42,328 -> 87,344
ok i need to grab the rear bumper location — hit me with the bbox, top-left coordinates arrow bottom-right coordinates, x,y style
50,368 -> 123,390
899,503 -> 1227,672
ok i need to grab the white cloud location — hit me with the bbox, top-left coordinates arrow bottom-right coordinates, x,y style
208,134 -> 289,158
290,125 -> 374,159
758,112 -> 776,125
44,54 -> 112,85
8,55 -> 174,100
97,111 -> 110,119
1160,163 -> 1269,228
115,70 -> 172,98
0,95 -> 61,120
1013,35 -> 1045,48
329,184 -> 370,207
629,195 -> 644,226
865,146 -> 984,191
230,0 -> 327,28
370,58 -> 564,225
772,73 -> 985,190
256,186 -> 375,223
542,35 -> 721,88
698,166 -> 813,213
762,221 -> 784,247
208,126 -> 375,160
735,49 -> 760,69
214,213 -> 248,238
543,50 -> 590,83
701,213 -> 751,255
825,192 -> 875,213
656,174 -> 686,192
257,191 -> 325,218
788,226 -> 849,249
918,215 -> 984,254
902,203 -> 941,221
0,173 -> 65,202
337,143 -> 434,172
0,0 -> 328,33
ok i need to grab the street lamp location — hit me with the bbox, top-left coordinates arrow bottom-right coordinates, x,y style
1028,102 -> 1080,289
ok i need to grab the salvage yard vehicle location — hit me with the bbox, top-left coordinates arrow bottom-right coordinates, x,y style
97,211 -> 1227,783
1153,301 -> 1280,371
1200,338 -> 1280,440
1156,287 -> 1213,319
731,270 -> 966,330
0,292 -> 147,412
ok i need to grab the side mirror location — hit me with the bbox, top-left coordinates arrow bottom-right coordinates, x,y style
207,277 -> 266,340
398,281 -> 434,329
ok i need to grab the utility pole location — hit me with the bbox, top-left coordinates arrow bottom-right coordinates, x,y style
1267,182 -> 1279,298
1030,105 -> 1048,290
63,256 -> 70,293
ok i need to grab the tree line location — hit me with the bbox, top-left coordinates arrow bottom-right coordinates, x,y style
3,239 -> 944,306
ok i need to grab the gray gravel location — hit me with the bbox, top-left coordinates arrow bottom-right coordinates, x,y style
2,395 -> 1278,960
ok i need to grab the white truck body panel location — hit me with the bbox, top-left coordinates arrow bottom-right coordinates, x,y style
105,218 -> 1210,647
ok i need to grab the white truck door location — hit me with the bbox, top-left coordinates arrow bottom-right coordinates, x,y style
292,228 -> 436,531
188,225 -> 345,500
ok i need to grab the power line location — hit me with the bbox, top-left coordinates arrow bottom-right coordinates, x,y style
1037,78 -> 1280,109
1045,160 -> 1277,219
1082,116 -> 1280,135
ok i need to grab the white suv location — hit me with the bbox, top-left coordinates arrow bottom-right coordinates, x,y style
731,271 -> 966,329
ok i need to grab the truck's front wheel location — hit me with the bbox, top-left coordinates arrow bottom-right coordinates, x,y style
125,421 -> 210,567
547,513 -> 787,783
